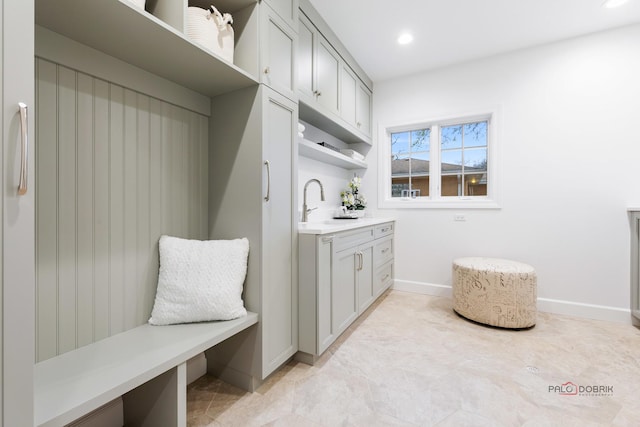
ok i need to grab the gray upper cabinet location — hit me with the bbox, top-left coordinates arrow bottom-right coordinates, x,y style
315,36 -> 341,115
340,63 -> 357,128
263,0 -> 298,31
355,81 -> 372,138
2,0 -> 36,425
297,1 -> 373,145
260,2 -> 297,101
297,12 -> 340,115
340,62 -> 373,140
297,14 -> 316,100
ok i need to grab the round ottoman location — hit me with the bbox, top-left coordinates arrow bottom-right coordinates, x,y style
452,257 -> 537,329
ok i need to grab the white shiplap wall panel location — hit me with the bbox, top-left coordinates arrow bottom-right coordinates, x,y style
35,58 -> 209,361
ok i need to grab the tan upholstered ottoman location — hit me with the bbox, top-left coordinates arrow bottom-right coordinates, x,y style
452,257 -> 537,329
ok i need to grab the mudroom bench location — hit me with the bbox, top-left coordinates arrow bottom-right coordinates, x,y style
34,312 -> 259,427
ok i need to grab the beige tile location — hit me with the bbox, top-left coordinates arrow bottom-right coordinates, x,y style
187,291 -> 640,426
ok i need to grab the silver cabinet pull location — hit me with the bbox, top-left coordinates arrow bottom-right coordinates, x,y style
264,160 -> 271,202
321,235 -> 334,243
264,66 -> 270,75
381,248 -> 390,254
18,102 -> 28,195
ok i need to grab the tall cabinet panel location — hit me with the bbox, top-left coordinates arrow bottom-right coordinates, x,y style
208,85 -> 297,386
262,89 -> 298,374
1,0 -> 35,425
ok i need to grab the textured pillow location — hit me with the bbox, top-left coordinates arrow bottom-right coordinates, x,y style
148,235 -> 249,325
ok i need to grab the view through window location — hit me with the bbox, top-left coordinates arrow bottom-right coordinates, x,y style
390,119 -> 488,199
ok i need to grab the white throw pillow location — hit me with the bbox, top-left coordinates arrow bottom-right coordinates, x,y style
148,235 -> 249,325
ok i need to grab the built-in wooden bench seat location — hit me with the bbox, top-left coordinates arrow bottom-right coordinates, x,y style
35,312 -> 258,427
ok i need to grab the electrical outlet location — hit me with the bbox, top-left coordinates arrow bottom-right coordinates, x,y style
454,214 -> 466,222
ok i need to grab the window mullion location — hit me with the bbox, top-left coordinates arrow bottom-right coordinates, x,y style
432,125 -> 441,199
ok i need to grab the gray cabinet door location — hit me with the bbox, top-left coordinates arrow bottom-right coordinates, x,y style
261,3 -> 296,101
262,88 -> 298,377
357,244 -> 374,314
340,63 -> 357,127
297,14 -> 316,101
315,36 -> 340,115
317,236 -> 334,354
263,0 -> 297,31
1,0 -> 35,425
631,213 -> 640,324
332,247 -> 358,336
356,82 -> 372,138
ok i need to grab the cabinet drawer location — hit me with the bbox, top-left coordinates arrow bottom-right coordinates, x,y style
373,236 -> 393,268
333,227 -> 374,252
374,261 -> 393,295
374,222 -> 394,239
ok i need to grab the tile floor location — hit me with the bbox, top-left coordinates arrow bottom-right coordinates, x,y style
187,291 -> 640,426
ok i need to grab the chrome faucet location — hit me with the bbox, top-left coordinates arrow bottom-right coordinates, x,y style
302,179 -> 325,222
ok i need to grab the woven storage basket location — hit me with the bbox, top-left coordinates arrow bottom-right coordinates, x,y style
186,6 -> 234,63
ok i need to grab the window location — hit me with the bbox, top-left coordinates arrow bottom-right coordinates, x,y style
380,111 -> 498,209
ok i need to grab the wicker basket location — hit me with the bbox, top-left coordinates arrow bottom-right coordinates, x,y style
186,6 -> 234,63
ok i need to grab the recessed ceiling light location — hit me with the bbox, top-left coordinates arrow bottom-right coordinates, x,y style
602,0 -> 629,8
397,33 -> 413,45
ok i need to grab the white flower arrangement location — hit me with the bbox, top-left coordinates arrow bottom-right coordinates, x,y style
340,175 -> 366,210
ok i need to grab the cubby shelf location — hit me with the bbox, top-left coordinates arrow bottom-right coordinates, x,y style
35,0 -> 259,98
299,138 -> 367,170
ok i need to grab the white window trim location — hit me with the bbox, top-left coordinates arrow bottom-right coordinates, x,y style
378,108 -> 501,209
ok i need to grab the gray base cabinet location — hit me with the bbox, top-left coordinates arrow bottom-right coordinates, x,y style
298,222 -> 394,363
631,210 -> 640,326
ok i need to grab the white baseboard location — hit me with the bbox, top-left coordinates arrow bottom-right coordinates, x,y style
536,297 -> 631,323
392,279 -> 632,324
392,279 -> 452,298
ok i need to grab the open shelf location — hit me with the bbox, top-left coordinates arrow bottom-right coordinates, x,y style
35,0 -> 259,98
299,101 -> 372,146
299,138 -> 367,170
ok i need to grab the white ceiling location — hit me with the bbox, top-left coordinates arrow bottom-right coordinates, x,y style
307,0 -> 640,83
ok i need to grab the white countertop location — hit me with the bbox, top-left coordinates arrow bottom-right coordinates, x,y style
298,217 -> 395,235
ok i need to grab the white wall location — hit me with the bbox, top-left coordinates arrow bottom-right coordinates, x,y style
368,24 -> 640,321
298,121 -> 365,221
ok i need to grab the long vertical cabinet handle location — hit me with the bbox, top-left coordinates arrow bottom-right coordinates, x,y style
264,160 -> 271,202
18,102 -> 28,195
